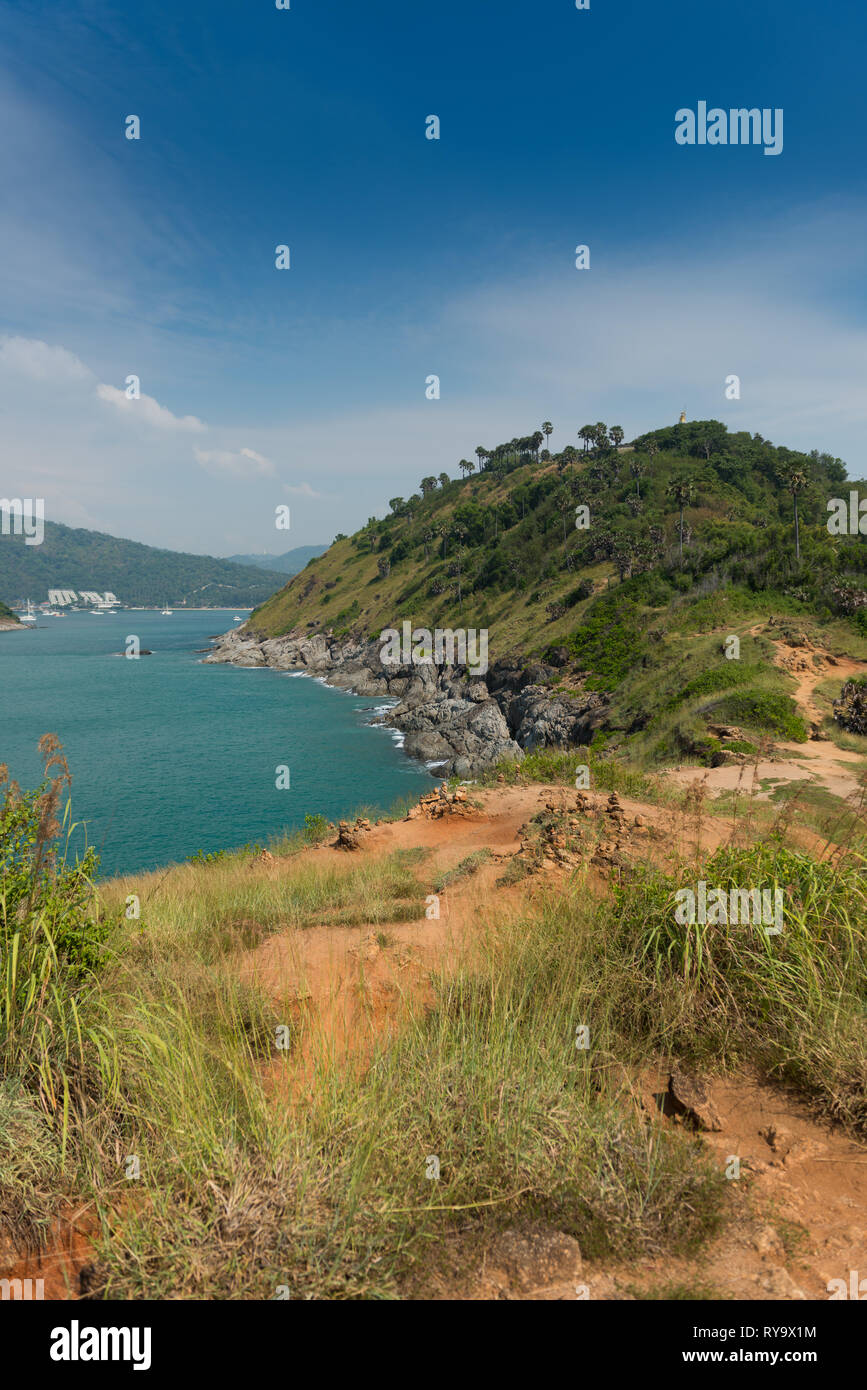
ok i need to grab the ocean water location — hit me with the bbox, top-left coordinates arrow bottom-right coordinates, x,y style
0,610 -> 432,878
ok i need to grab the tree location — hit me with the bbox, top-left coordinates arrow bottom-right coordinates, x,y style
609,425 -> 624,450
531,430 -> 544,461
475,446 -> 487,471
459,458 -> 474,478
420,476 -> 437,496
541,421 -> 553,452
629,457 -> 645,497
556,489 -> 572,545
377,556 -> 391,579
422,528 -> 434,561
778,464 -> 808,563
594,422 -> 609,451
388,497 -> 405,515
578,425 -> 595,452
438,472 -> 450,489
666,476 -> 696,559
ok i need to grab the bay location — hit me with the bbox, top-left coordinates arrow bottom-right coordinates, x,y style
0,609 -> 431,878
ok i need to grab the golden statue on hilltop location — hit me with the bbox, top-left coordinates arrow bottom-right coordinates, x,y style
679,410 -> 686,424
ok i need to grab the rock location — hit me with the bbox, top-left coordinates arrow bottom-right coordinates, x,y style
668,1065 -> 723,1132
349,931 -> 380,961
482,1224 -> 582,1299
833,679 -> 867,735
334,821 -> 361,850
759,1125 -> 793,1160
752,1224 -> 786,1261
756,1267 -> 806,1300
204,629 -> 610,778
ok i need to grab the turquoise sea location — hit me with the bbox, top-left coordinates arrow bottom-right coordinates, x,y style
0,610 -> 432,878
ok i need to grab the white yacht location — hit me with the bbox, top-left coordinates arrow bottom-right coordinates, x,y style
18,600 -> 36,623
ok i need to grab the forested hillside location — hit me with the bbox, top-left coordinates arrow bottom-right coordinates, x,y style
0,521 -> 286,608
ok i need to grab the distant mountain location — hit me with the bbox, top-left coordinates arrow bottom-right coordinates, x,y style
223,545 -> 328,575
0,597 -> 20,626
0,521 -> 287,608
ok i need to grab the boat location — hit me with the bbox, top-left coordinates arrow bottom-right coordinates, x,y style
233,616 -> 242,622
161,601 -> 173,615
17,600 -> 36,623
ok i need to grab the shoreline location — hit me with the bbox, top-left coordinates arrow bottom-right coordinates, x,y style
204,625 -> 609,778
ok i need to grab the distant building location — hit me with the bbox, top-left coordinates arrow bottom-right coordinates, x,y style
47,589 -> 120,607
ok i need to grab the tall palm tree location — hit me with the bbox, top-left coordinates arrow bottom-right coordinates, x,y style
666,477 -> 696,559
475,446 -> 487,471
609,425 -> 625,450
629,457 -> 645,497
541,422 -> 553,453
459,458 -> 474,478
578,425 -> 594,452
778,465 -> 809,562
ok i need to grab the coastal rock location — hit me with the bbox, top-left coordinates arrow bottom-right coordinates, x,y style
203,628 -> 608,778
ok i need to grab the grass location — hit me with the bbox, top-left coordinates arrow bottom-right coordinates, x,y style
2,740 -> 866,1298
434,849 -> 491,891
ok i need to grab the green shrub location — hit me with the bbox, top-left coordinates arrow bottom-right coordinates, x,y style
703,691 -> 808,742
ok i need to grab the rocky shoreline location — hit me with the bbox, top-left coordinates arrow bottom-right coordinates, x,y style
203,627 -> 609,777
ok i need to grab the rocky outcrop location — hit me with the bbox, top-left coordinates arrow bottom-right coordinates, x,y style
203,627 -> 609,777
833,678 -> 867,735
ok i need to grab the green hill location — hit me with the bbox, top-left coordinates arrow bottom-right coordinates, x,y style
0,521 -> 287,608
222,544 -> 328,575
0,598 -> 20,626
246,418 -> 867,764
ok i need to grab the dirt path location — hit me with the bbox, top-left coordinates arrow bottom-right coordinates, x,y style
668,637 -> 867,803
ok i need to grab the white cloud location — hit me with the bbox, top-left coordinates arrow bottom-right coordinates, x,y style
0,335 -> 92,382
283,481 -> 324,498
194,445 -> 275,476
96,382 -> 205,432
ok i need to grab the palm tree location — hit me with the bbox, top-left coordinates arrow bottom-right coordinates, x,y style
666,477 -> 696,559
541,421 -> 553,452
422,528 -> 434,561
438,472 -> 450,489
531,430 -> 544,461
578,425 -> 594,453
420,476 -> 437,496
609,425 -> 625,450
459,458 -> 474,478
629,457 -> 645,497
778,464 -> 809,562
475,446 -> 487,471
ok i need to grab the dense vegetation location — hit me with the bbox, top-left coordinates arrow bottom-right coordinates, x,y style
248,418 -> 864,762
0,520 -> 287,608
251,418 -> 858,647
0,599 -> 19,624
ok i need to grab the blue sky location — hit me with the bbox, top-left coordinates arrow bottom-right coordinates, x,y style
1,0 -> 866,554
